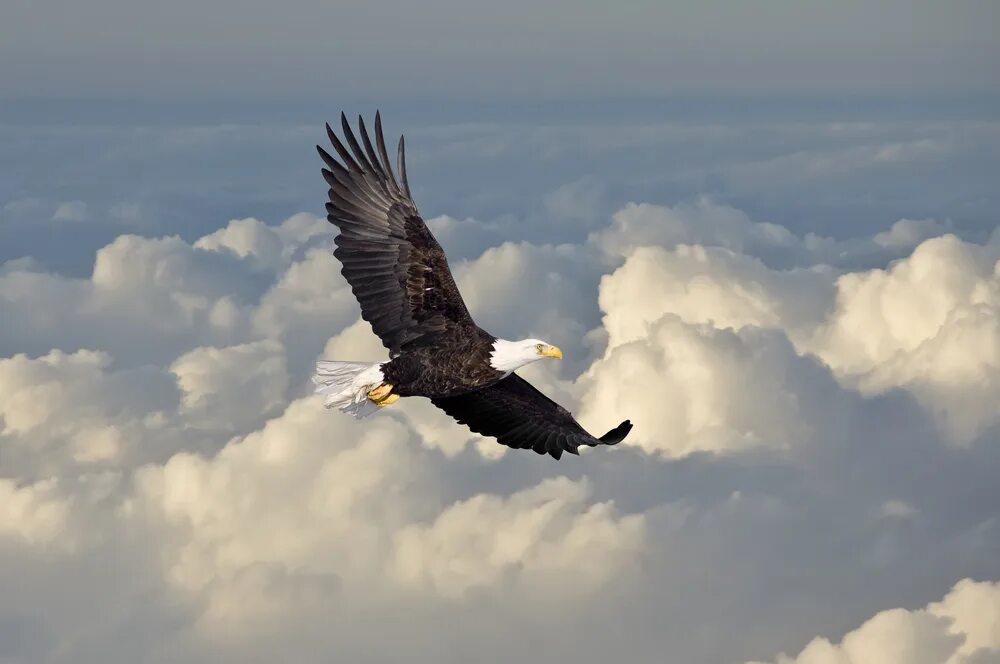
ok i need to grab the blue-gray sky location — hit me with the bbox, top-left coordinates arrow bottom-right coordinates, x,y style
2,0 -> 997,99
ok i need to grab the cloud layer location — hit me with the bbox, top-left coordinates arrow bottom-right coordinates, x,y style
1,189 -> 998,663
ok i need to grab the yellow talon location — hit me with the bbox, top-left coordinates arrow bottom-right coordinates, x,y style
368,383 -> 396,404
375,393 -> 399,407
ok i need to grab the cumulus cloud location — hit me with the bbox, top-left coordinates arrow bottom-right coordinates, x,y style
170,340 -> 289,432
0,349 -> 178,474
195,214 -> 328,271
591,198 -> 940,272
806,235 -> 1000,444
582,215 -> 1000,452
392,477 -> 645,599
874,218 -> 955,251
593,199 -> 801,264
750,578 -> 1000,664
0,478 -> 74,547
578,317 -> 826,456
0,213 -> 340,372
594,244 -> 834,347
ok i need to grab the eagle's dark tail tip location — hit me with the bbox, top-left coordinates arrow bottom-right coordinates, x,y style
599,419 -> 632,445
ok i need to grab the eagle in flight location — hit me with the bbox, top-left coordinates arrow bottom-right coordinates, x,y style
313,112 -> 632,459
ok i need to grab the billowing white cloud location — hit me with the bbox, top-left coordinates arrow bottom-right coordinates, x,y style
585,222 -> 1000,452
590,199 -> 962,273
593,199 -> 801,264
579,316 -> 827,456
874,218 -> 955,251
250,246 -> 358,369
806,235 -> 1000,444
0,233 -> 252,365
595,243 -> 834,348
195,214 -> 328,271
750,578 -> 1000,664
170,340 -> 289,432
392,477 -> 644,599
809,236 -> 1000,376
0,478 -> 73,547
0,349 -> 178,474
0,212 -> 341,374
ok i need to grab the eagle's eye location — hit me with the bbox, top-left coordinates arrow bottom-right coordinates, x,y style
535,343 -> 544,352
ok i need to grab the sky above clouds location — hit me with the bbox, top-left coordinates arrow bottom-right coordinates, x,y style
1,1 -> 998,99
2,2 -> 1000,663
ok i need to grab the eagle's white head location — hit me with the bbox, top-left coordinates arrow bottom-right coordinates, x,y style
489,338 -> 563,373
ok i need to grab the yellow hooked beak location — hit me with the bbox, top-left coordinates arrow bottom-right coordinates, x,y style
539,344 -> 563,360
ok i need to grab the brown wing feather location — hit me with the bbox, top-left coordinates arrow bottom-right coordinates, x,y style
318,112 -> 476,355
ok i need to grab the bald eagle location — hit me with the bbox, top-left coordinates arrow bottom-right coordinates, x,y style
312,112 -> 632,459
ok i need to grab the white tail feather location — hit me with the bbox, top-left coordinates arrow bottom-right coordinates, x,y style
312,361 -> 386,418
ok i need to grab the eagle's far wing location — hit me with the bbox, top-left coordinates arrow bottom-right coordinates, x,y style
319,112 -> 475,356
431,374 -> 632,460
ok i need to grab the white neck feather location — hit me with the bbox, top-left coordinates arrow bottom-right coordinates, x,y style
489,338 -> 540,373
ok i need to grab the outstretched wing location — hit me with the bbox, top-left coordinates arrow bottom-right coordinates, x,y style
318,112 -> 475,356
431,374 -> 632,460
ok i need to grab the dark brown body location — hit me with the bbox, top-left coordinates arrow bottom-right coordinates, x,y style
381,328 -> 505,398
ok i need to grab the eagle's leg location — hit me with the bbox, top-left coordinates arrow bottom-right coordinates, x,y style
368,383 -> 399,407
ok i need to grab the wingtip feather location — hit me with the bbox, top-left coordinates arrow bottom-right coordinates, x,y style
316,145 -> 339,170
373,110 -> 400,193
397,134 -> 410,196
599,419 -> 632,445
